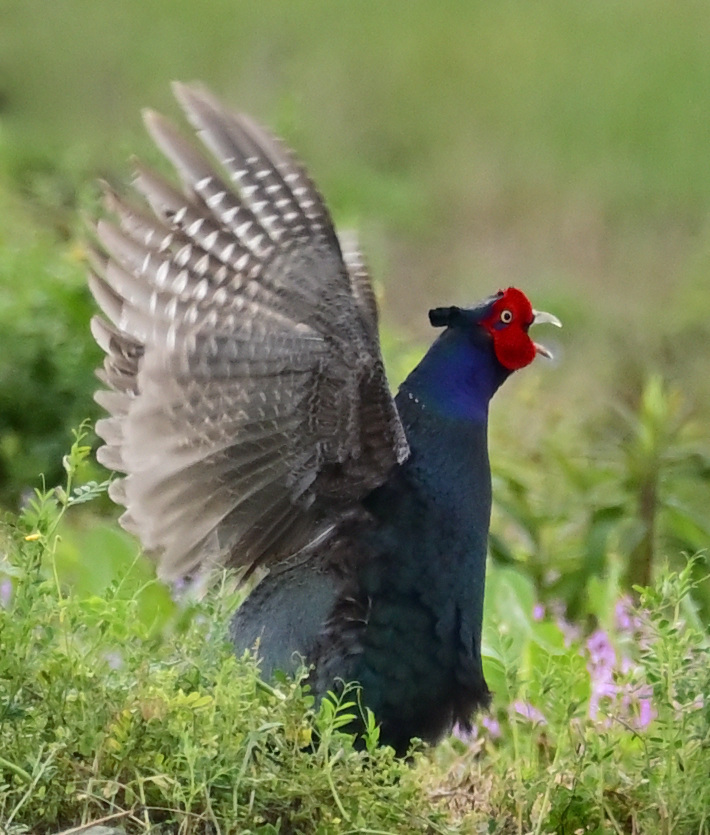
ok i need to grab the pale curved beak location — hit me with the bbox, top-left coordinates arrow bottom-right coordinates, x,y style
531,309 -> 562,359
532,310 -> 562,328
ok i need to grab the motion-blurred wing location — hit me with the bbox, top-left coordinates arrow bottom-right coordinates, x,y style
90,82 -> 408,581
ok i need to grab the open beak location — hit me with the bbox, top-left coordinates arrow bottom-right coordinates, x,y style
531,309 -> 562,359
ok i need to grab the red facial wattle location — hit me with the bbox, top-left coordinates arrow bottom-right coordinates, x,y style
480,287 -> 558,371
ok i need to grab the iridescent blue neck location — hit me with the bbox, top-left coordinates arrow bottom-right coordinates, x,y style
399,328 -> 510,423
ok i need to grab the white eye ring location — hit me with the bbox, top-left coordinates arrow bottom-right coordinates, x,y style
500,309 -> 513,324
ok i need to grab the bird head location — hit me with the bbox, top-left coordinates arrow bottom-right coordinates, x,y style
429,287 -> 561,372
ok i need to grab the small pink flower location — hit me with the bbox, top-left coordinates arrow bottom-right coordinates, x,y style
636,693 -> 656,728
481,715 -> 501,738
587,629 -> 616,672
0,578 -> 11,608
104,650 -> 124,670
513,700 -> 547,725
614,596 -> 635,632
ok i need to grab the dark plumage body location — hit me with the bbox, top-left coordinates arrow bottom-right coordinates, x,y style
233,370 -> 498,752
90,84 -> 558,754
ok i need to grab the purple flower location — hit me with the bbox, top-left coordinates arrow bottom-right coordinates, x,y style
104,650 -> 124,670
589,681 -> 618,722
586,630 -> 619,722
615,596 -> 635,632
587,629 -> 616,672
532,603 -> 545,622
615,596 -> 654,651
618,682 -> 656,729
549,601 -> 582,646
481,715 -> 502,738
636,691 -> 656,728
0,578 -> 11,608
584,621 -> 657,730
620,655 -> 633,675
513,700 -> 547,725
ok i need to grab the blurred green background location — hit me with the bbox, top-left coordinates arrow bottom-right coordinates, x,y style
1,0 -> 709,613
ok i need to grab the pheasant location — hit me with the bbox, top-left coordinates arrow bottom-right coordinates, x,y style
89,83 -> 560,754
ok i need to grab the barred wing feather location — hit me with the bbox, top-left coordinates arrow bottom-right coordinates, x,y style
90,83 -> 408,581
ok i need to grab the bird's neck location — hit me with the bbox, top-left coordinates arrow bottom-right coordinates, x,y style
385,327 -> 510,616
357,331 -> 507,677
399,328 -> 510,423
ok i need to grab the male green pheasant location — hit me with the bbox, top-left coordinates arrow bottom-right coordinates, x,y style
90,83 -> 560,754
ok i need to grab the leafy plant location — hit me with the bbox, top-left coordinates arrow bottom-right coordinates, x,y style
0,229 -> 102,508
490,375 -> 710,619
441,556 -> 710,834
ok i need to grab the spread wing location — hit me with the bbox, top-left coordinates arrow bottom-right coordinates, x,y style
90,82 -> 408,581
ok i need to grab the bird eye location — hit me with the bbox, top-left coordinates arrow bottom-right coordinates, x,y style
500,309 -> 513,324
